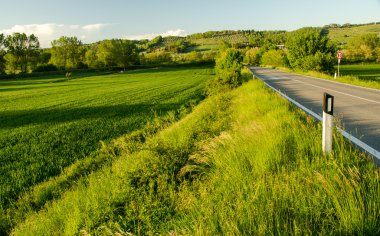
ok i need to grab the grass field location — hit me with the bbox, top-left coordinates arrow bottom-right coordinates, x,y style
0,66 -> 212,210
339,63 -> 380,82
8,70 -> 379,235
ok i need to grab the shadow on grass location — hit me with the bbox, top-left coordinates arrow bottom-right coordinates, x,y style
0,103 -> 182,129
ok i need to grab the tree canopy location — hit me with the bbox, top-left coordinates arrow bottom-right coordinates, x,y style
286,28 -> 336,72
50,36 -> 84,70
3,33 -> 40,73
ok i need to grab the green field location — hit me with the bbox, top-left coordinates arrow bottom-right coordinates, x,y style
339,63 -> 380,82
8,71 -> 379,235
0,66 -> 212,209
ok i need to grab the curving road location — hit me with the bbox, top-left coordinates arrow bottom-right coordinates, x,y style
249,66 -> 380,162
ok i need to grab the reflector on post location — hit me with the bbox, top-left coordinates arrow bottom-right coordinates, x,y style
323,93 -> 334,154
323,93 -> 334,115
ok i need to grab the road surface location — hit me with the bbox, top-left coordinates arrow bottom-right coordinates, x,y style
249,67 -> 380,161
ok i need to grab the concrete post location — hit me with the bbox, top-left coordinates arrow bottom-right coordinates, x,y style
323,93 -> 334,154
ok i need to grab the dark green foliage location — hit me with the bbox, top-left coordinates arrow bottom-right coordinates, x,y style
34,63 -> 58,72
286,28 -> 336,72
0,34 -> 5,74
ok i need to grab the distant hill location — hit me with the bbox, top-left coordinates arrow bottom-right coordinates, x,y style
326,23 -> 380,46
138,22 -> 380,53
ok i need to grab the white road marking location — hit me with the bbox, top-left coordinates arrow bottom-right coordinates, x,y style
293,78 -> 380,105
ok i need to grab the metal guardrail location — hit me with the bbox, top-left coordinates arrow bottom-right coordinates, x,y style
253,73 -> 380,166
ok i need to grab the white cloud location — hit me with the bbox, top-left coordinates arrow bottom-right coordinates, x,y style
82,24 -> 108,32
0,24 -> 63,37
126,29 -> 188,40
0,23 -> 110,48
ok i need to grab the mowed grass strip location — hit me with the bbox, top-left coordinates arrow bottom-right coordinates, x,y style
339,63 -> 380,82
0,66 -> 212,208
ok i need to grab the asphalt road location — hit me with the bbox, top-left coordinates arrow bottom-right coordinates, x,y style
249,66 -> 380,158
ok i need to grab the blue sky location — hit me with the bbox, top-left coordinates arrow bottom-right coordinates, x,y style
1,0 -> 379,47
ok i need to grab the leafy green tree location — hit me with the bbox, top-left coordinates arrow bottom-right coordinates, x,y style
50,36 -> 83,69
346,33 -> 380,62
4,33 -> 40,73
116,40 -> 139,70
244,47 -> 261,65
205,48 -> 242,95
0,34 -> 5,74
286,28 -> 335,72
85,48 -> 99,69
141,50 -> 171,65
261,49 -> 288,67
96,39 -> 138,69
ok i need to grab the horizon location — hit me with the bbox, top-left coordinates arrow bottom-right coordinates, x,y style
1,0 -> 379,47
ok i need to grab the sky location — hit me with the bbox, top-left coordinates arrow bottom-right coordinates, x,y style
0,0 -> 379,47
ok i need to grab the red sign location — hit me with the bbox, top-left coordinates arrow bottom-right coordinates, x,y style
336,51 -> 344,60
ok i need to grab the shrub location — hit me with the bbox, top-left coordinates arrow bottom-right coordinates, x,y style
260,49 -> 288,67
34,63 -> 58,72
205,48 -> 243,95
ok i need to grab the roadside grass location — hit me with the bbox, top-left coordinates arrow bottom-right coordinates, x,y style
277,64 -> 380,90
0,66 -> 211,210
339,64 -> 380,82
11,70 -> 379,235
172,78 -> 379,235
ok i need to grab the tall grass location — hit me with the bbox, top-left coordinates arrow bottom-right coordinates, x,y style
172,78 -> 379,235
10,71 -> 379,235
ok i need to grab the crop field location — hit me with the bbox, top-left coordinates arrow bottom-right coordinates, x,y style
339,63 -> 380,82
0,66 -> 212,209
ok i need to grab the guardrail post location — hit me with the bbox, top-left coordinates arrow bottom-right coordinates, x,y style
323,93 -> 334,154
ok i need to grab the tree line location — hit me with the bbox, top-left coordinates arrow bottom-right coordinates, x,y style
243,28 -> 380,72
0,33 -> 215,76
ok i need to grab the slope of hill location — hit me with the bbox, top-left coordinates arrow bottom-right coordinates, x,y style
327,23 -> 380,45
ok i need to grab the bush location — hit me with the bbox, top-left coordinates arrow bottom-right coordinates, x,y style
244,47 -> 261,65
205,48 -> 243,95
260,49 -> 288,67
33,64 -> 59,72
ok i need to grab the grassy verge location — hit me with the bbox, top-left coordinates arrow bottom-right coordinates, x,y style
10,70 -> 380,235
276,64 -> 380,90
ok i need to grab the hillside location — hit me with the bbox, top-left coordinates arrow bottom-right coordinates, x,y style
147,22 -> 380,52
327,23 -> 380,45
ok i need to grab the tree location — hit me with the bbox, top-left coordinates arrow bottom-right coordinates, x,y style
286,28 -> 335,72
4,33 -> 40,73
205,48 -> 243,95
345,33 -> 380,62
0,34 -> 5,74
261,49 -> 288,67
244,47 -> 261,65
116,40 -> 138,70
96,39 -> 138,69
50,36 -> 84,69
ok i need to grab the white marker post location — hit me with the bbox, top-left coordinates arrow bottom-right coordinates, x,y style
323,93 -> 334,154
